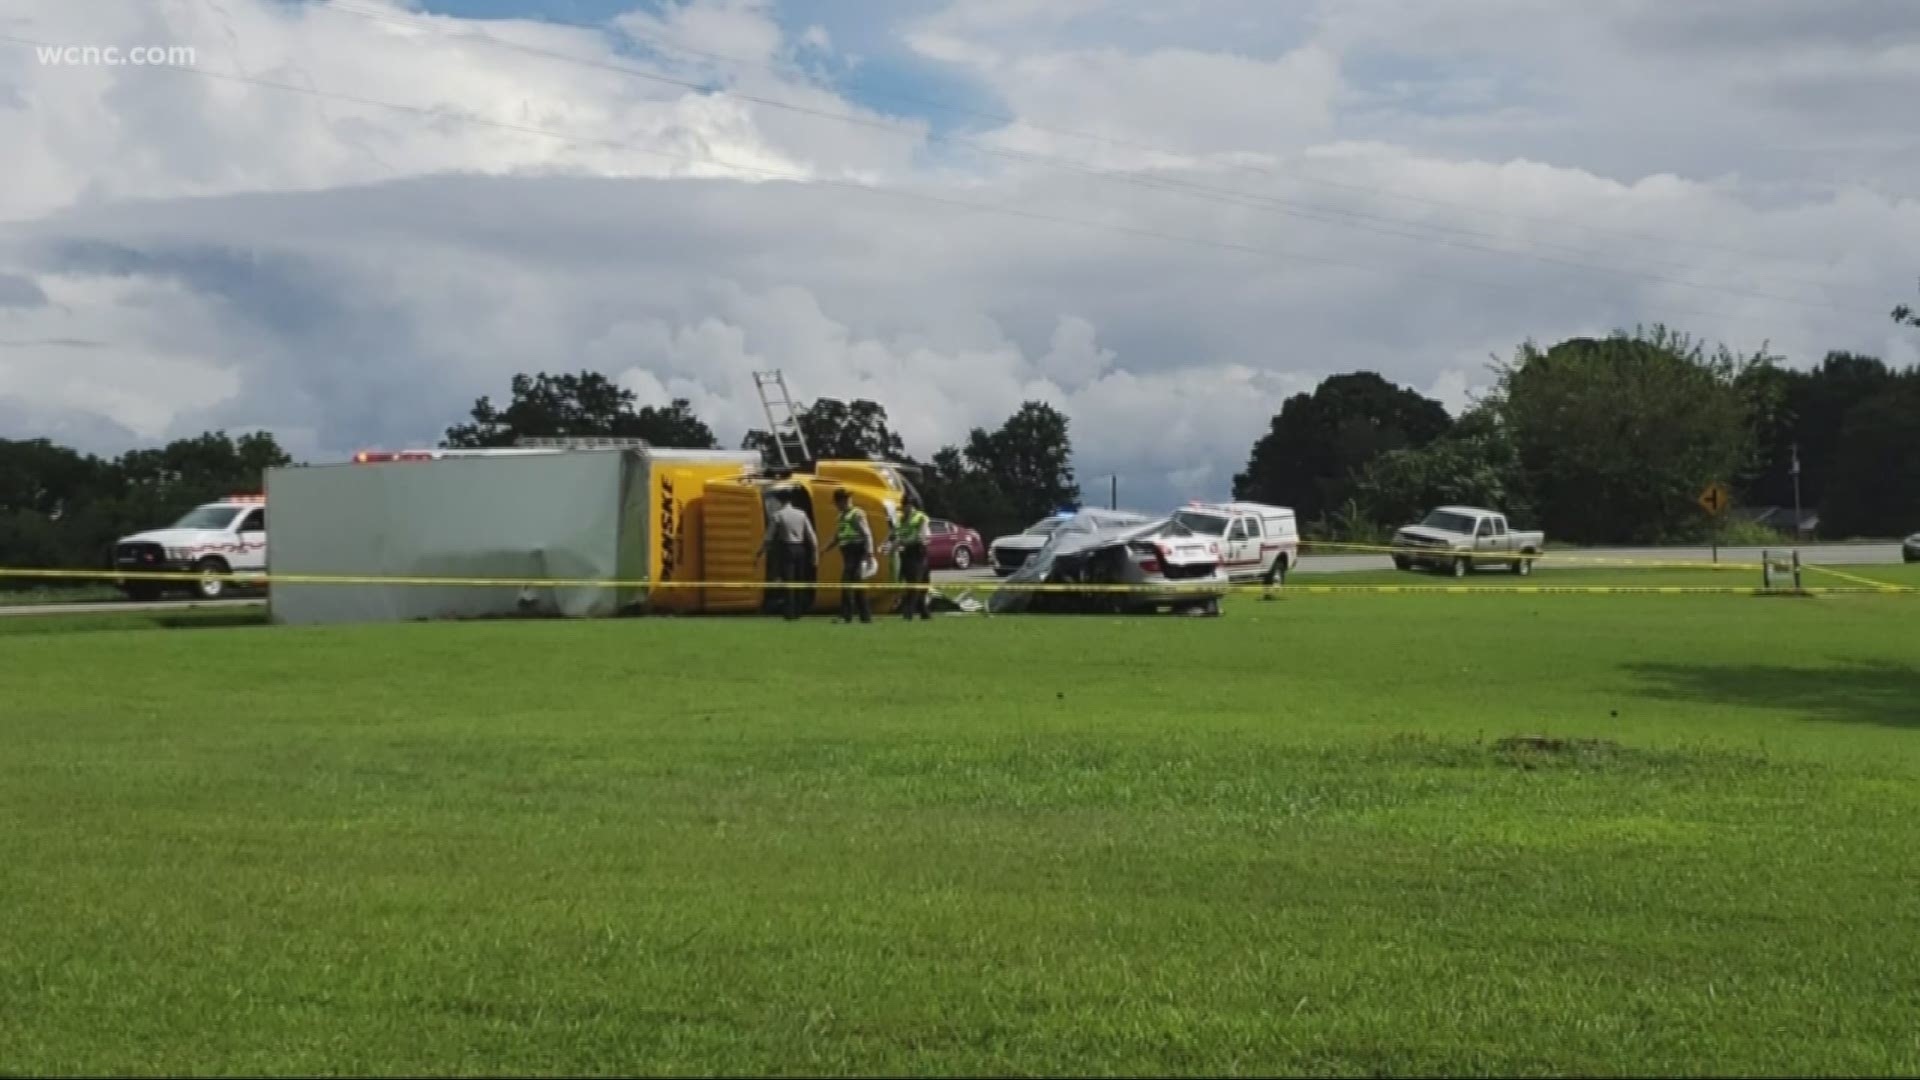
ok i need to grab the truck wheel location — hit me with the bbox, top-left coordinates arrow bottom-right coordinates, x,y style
1451,556 -> 1468,578
194,557 -> 231,600
1392,555 -> 1410,571
1513,551 -> 1533,576
952,545 -> 972,570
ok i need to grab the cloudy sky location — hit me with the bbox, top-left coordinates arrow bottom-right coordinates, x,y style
2,0 -> 1917,511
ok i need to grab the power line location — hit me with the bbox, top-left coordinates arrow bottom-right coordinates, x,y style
294,0 -> 1883,316
0,32 -> 1799,327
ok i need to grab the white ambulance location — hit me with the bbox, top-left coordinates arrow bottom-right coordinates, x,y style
1166,501 -> 1300,583
112,494 -> 268,600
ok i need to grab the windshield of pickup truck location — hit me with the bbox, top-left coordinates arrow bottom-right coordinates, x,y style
1420,510 -> 1480,534
170,506 -> 242,531
1169,510 -> 1229,537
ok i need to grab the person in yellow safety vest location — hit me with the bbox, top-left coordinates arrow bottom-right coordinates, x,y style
890,492 -> 933,621
822,488 -> 874,624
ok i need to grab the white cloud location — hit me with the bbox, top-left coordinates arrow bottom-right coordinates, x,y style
615,0 -> 786,67
1035,316 -> 1113,386
1423,369 -> 1474,416
1,0 -> 1917,516
966,43 -> 1344,168
0,0 -> 922,224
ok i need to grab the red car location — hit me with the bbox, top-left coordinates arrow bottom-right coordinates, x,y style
924,518 -> 986,571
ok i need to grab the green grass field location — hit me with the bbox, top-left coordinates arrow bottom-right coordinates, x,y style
5,569 -> 1920,1075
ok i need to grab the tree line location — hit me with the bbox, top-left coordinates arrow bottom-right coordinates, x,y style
6,286 -> 1918,584
1232,327 -> 1920,544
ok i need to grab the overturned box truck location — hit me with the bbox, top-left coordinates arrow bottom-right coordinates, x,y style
262,442 -> 915,626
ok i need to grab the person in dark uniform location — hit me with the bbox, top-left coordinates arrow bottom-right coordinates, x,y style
891,492 -> 933,621
755,487 -> 817,620
822,488 -> 874,624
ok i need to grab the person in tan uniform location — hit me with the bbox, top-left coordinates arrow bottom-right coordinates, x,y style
755,487 -> 817,620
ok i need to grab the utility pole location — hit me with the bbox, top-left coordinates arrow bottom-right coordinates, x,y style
1790,441 -> 1803,541
1087,473 -> 1118,510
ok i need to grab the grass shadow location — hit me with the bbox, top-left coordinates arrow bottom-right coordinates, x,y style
1623,659 -> 1920,730
153,610 -> 272,631
0,608 -> 271,638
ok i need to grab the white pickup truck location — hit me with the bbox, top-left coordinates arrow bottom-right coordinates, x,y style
1166,502 -> 1299,583
111,495 -> 268,600
1391,506 -> 1544,577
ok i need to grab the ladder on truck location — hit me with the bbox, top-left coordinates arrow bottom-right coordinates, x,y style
753,370 -> 811,467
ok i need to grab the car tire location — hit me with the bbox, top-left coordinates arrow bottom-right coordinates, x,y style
1451,556 -> 1468,578
953,545 -> 972,570
1513,551 -> 1533,576
194,556 -> 231,600
1392,555 -> 1410,571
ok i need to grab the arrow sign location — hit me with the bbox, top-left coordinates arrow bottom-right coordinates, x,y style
1697,481 -> 1732,516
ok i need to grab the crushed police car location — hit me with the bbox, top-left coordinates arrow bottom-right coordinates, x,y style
987,509 -> 1230,615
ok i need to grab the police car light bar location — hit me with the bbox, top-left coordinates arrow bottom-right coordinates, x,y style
352,450 -> 438,463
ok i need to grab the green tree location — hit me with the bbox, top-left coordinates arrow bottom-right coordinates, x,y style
964,401 -> 1078,530
1489,326 -> 1769,544
444,371 -> 717,449
111,430 -> 291,496
742,397 -> 907,465
1821,381 -> 1920,538
1738,352 -> 1908,527
1233,372 -> 1452,523
0,438 -> 105,516
905,403 -> 1077,541
1351,406 -> 1530,531
0,438 -> 110,585
914,445 -> 1018,538
1893,276 -> 1919,329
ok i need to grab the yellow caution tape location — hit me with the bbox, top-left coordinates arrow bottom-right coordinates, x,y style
2,566 -> 1911,596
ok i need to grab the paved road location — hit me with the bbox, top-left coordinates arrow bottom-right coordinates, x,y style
0,597 -> 264,619
1295,542 -> 1905,575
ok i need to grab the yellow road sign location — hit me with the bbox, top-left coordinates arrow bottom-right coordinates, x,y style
1697,481 -> 1731,515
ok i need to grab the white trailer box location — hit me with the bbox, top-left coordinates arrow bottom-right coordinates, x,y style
263,447 -> 759,626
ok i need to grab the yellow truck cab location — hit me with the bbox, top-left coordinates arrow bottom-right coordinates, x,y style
697,459 -> 913,615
